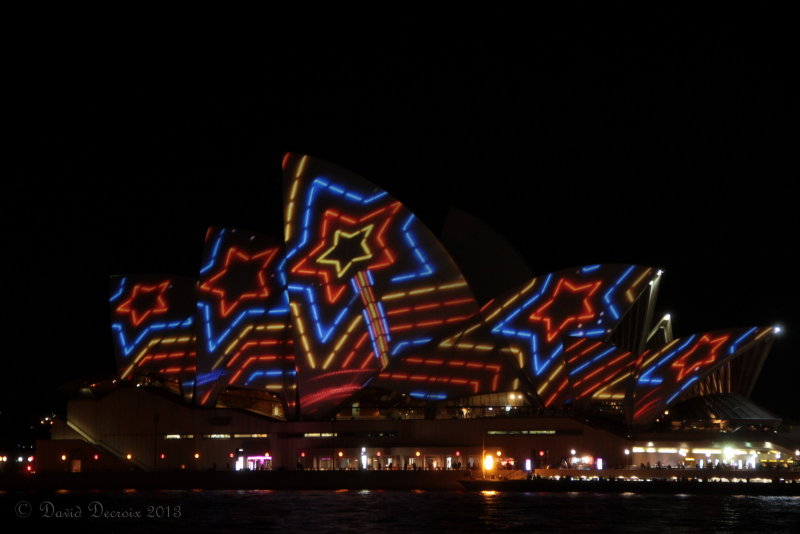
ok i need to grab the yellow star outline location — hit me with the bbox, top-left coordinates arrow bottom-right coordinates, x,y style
316,224 -> 374,278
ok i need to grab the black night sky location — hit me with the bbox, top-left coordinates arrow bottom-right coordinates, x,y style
3,8 -> 796,448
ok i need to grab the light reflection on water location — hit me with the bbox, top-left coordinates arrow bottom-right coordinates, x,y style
2,490 -> 799,533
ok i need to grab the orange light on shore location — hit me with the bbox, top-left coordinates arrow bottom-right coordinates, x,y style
484,454 -> 494,471
60,454 -> 67,461
338,451 -> 343,458
194,453 -> 200,459
415,451 -> 421,457
126,453 -> 132,460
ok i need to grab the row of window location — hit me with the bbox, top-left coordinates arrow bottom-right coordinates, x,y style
163,434 -> 269,440
161,429 -> 579,440
486,429 -> 583,436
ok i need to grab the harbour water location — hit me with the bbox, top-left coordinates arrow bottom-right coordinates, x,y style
3,489 -> 799,533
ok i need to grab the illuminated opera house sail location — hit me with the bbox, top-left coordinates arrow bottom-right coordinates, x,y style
105,153 -> 779,432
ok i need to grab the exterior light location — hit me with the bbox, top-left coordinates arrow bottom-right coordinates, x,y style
663,314 -> 671,321
773,326 -> 783,334
657,270 -> 664,276
456,451 -> 461,457
570,449 -> 576,456
376,452 -> 381,457
28,456 -> 34,462
338,451 -> 343,458
301,452 -> 306,458
126,453 -> 132,460
496,450 -> 502,457
93,454 -> 99,461
229,453 -> 235,459
415,451 -> 420,457
624,449 -> 630,455
160,454 -> 166,459
194,453 -> 200,459
484,454 -> 494,471
61,454 -> 67,461
17,457 -> 23,462
795,450 -> 799,456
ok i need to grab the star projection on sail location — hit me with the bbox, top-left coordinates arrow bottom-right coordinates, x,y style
107,153 -> 780,426
194,227 -> 294,411
109,275 -> 197,401
281,154 -> 481,417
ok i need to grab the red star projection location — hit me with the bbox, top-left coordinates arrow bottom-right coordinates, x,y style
116,281 -> 170,327
671,333 -> 730,381
290,203 -> 402,303
528,278 -> 603,342
199,246 -> 279,317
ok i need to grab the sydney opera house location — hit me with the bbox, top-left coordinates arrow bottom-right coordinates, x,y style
37,154 -> 795,474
